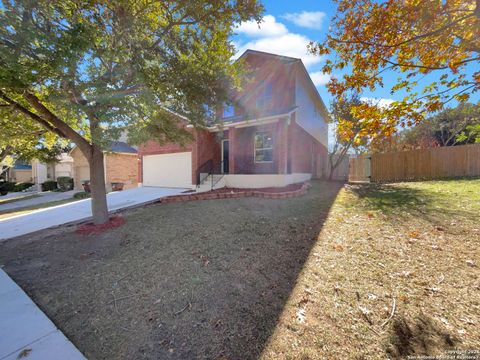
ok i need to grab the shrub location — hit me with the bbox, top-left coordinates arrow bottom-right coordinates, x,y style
0,181 -> 9,195
57,176 -> 74,191
41,180 -> 57,192
73,191 -> 91,199
2,181 -> 16,192
13,182 -> 34,192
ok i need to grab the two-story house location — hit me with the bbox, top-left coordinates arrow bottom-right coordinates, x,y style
138,50 -> 330,189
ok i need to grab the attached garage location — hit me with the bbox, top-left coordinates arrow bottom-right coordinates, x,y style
142,152 -> 192,188
70,142 -> 139,191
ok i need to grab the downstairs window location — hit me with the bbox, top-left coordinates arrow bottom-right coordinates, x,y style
254,132 -> 273,163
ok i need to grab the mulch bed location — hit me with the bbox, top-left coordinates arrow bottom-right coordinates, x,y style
76,215 -> 126,235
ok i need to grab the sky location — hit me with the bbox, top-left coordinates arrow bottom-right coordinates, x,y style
231,0 -> 479,111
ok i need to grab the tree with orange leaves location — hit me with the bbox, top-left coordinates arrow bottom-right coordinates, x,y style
310,0 -> 480,143
328,93 -> 369,180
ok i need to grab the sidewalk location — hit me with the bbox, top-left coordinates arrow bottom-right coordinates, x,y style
0,269 -> 86,360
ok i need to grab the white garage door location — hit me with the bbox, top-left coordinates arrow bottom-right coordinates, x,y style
143,152 -> 192,188
74,166 -> 90,190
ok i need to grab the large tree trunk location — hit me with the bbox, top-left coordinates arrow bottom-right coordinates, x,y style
328,153 -> 336,181
88,146 -> 109,225
328,168 -> 334,181
328,147 -> 350,181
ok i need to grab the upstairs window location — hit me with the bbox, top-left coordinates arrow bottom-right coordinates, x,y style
223,103 -> 235,118
254,131 -> 273,163
256,82 -> 273,109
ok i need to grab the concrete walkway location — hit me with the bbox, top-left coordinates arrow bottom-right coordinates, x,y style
0,191 -> 77,212
0,269 -> 86,360
0,187 -> 186,241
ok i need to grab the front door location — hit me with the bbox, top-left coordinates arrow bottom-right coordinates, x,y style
222,140 -> 229,174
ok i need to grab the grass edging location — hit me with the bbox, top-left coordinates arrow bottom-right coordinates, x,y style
0,194 -> 40,205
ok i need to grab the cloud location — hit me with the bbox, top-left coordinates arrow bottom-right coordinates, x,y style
236,15 -> 288,38
282,11 -> 327,30
361,97 -> 396,108
235,15 -> 322,67
310,71 -> 331,86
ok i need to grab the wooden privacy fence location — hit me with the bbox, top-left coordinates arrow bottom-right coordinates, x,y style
349,155 -> 371,182
348,144 -> 480,183
327,154 -> 350,181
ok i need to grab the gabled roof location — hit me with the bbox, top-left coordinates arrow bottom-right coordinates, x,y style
13,162 -> 32,170
236,49 -> 331,122
70,141 -> 137,156
237,49 -> 301,64
109,141 -> 137,154
57,153 -> 73,163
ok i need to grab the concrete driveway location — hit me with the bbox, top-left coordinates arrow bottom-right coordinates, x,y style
0,187 -> 186,241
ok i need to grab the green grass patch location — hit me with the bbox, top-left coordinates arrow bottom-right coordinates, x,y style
345,178 -> 480,221
0,198 -> 81,220
0,194 -> 40,205
73,191 -> 91,199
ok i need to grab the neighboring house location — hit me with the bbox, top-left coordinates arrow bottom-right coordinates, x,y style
31,153 -> 74,189
8,155 -> 74,189
70,141 -> 138,191
9,162 -> 33,183
138,50 -> 329,189
53,153 -> 75,178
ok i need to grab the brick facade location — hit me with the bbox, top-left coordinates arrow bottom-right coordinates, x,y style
161,182 -> 311,203
226,121 -> 285,174
137,129 -> 222,185
138,51 -> 329,183
224,118 -> 327,177
289,115 -> 328,177
194,130 -> 221,179
137,116 -> 328,182
71,147 -> 139,191
218,53 -> 296,119
105,153 -> 138,191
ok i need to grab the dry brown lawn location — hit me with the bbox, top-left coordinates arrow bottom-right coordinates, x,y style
0,179 -> 479,359
260,179 -> 480,360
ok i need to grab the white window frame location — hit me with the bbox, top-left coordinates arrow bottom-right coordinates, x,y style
254,131 -> 274,163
